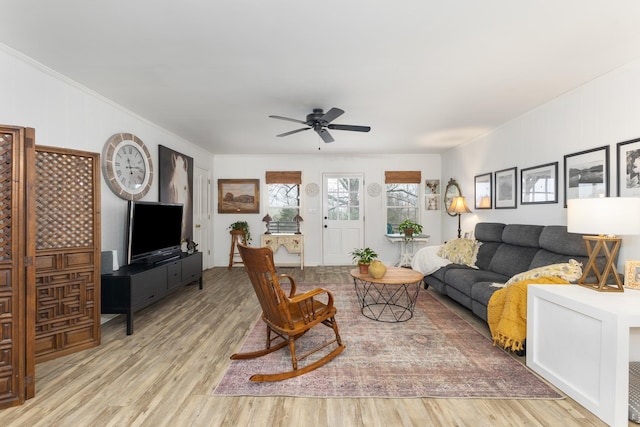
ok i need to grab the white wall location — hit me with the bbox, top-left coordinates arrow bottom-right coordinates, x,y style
441,57 -> 640,270
213,154 -> 441,267
0,45 -> 215,268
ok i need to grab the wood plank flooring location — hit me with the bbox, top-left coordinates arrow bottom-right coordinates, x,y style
1,266 -> 612,426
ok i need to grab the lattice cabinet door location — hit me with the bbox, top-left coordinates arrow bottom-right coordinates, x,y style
0,126 -> 36,409
34,146 -> 101,363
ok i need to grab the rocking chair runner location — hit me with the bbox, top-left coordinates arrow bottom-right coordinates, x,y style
232,243 -> 345,382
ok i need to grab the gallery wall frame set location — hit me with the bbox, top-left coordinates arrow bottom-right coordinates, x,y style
617,137 -> 640,197
473,173 -> 492,209
521,162 -> 558,205
563,145 -> 609,207
494,167 -> 517,209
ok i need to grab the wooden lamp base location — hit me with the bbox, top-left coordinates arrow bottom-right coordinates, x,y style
577,235 -> 624,292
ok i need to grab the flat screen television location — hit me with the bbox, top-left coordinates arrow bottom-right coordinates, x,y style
126,201 -> 184,265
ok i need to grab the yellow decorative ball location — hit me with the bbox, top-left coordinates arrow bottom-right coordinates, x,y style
369,260 -> 387,279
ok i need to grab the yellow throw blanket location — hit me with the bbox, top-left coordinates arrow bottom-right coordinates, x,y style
487,276 -> 569,352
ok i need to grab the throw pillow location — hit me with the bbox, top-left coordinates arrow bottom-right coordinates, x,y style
504,259 -> 583,286
437,238 -> 482,268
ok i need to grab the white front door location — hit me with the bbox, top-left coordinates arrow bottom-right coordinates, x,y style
322,173 -> 364,265
193,166 -> 211,268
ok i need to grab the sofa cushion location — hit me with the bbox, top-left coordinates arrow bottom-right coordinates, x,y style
445,268 -> 509,298
538,226 -> 588,256
501,224 -> 543,247
488,244 -> 540,277
504,259 -> 583,285
475,241 -> 502,271
437,238 -> 482,267
474,222 -> 505,242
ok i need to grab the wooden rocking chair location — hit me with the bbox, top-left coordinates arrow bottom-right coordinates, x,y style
232,243 -> 345,382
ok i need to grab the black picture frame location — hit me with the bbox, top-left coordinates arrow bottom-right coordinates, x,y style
474,173 -> 492,209
159,145 -> 194,242
616,137 -> 640,197
521,162 -> 558,205
563,146 -> 609,207
494,167 -> 517,209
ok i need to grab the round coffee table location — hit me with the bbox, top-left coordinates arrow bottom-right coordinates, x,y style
350,266 -> 423,322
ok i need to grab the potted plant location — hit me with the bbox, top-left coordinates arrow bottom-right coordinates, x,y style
398,219 -> 423,238
350,247 -> 378,274
228,220 -> 252,243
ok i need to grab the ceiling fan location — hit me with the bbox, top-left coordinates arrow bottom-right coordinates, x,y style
269,107 -> 371,143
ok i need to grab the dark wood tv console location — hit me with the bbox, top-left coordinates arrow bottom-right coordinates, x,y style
101,251 -> 203,335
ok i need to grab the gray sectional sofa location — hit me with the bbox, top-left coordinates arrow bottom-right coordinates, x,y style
423,222 -> 603,322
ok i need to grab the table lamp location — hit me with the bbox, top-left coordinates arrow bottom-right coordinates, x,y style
262,213 -> 272,234
567,197 -> 640,292
448,196 -> 472,239
294,214 -> 303,234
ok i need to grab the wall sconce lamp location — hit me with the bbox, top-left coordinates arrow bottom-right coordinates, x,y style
262,213 -> 272,234
448,196 -> 472,239
567,197 -> 640,292
293,214 -> 303,234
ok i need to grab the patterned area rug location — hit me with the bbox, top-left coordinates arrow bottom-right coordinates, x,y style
213,283 -> 562,399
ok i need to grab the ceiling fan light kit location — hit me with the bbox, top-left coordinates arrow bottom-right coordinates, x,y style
269,107 -> 371,143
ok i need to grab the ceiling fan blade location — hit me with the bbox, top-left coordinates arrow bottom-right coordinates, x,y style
276,127 -> 310,137
269,115 -> 307,125
328,124 -> 371,132
317,128 -> 334,143
320,108 -> 344,124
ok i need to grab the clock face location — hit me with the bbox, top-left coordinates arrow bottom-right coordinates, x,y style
102,133 -> 153,200
114,142 -> 147,190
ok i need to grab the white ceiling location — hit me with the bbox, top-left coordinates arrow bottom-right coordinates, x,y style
3,1 -> 640,155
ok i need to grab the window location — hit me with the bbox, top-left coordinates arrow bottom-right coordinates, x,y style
266,171 -> 301,233
385,171 -> 421,233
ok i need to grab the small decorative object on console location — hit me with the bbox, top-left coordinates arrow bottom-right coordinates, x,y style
625,260 -> 640,290
369,260 -> 387,279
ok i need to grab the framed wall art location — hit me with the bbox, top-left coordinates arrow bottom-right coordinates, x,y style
521,162 -> 558,205
425,179 -> 440,210
159,145 -> 194,241
218,179 -> 260,213
625,260 -> 640,290
494,167 -> 517,209
563,146 -> 609,207
617,137 -> 640,197
474,173 -> 492,209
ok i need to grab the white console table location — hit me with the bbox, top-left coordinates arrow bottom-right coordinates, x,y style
261,234 -> 304,269
385,234 -> 430,267
527,284 -> 640,427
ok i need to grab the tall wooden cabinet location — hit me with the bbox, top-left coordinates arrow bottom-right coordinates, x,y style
0,126 -> 36,409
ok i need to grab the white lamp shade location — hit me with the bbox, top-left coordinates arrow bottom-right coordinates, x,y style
567,197 -> 640,236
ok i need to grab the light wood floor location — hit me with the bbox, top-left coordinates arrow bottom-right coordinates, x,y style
2,266 -> 611,426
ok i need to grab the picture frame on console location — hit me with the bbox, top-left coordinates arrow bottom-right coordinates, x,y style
563,146 -> 609,207
625,260 -> 640,290
521,162 -> 558,205
494,167 -> 517,209
617,137 -> 640,197
218,179 -> 260,213
474,173 -> 492,209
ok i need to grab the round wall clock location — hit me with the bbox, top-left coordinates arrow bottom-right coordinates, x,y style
444,178 -> 462,217
102,133 -> 153,200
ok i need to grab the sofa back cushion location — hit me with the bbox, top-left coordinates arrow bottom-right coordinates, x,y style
487,224 -> 543,277
488,244 -> 541,277
474,222 -> 505,270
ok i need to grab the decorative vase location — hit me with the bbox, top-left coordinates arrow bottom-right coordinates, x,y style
369,260 -> 387,279
359,263 -> 370,274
